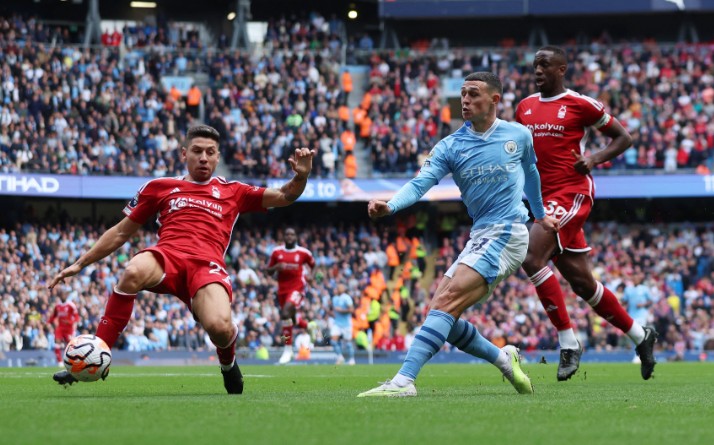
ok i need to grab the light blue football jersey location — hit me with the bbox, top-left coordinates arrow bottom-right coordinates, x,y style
413,119 -> 537,230
332,293 -> 354,328
622,284 -> 655,323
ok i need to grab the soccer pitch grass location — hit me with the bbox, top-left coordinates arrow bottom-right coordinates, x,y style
1,362 -> 712,445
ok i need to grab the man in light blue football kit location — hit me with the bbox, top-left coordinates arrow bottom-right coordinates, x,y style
331,284 -> 356,365
622,272 -> 656,329
621,271 -> 656,363
358,72 -> 559,397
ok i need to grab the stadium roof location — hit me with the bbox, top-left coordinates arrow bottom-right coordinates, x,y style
0,0 -> 379,23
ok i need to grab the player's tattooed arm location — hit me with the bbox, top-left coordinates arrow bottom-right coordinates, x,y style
261,147 -> 317,207
48,217 -> 142,289
281,173 -> 309,202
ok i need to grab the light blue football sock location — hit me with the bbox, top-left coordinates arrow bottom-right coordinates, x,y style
333,339 -> 343,358
344,340 -> 355,360
446,318 -> 500,364
397,310 -> 455,380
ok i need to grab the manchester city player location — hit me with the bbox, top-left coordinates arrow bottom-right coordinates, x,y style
358,72 -> 559,397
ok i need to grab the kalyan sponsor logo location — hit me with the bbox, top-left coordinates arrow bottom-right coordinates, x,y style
168,196 -> 224,216
526,123 -> 565,132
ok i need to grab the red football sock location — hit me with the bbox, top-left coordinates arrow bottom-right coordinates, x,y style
586,282 -> 634,333
96,289 -> 136,348
281,321 -> 294,346
54,345 -> 63,364
216,326 -> 238,366
529,267 -> 573,331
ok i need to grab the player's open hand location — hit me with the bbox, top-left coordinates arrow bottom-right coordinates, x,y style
368,200 -> 392,219
571,149 -> 595,175
48,263 -> 82,290
288,147 -> 317,179
535,215 -> 560,234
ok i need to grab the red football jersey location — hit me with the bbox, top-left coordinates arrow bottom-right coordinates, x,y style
123,176 -> 266,261
49,301 -> 79,327
268,245 -> 315,295
516,90 -> 613,198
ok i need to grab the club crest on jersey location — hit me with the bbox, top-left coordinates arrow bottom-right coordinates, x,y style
211,186 -> 221,199
421,149 -> 436,168
503,141 -> 518,155
558,105 -> 567,119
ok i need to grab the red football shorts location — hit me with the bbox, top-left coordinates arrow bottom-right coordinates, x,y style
143,246 -> 233,309
543,191 -> 593,255
54,328 -> 74,344
277,290 -> 304,309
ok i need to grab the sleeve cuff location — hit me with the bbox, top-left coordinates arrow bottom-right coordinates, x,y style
533,209 -> 546,220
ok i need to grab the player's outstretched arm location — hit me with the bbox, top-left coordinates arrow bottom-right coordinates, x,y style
48,217 -> 142,289
367,200 -> 392,219
371,139 -> 446,219
262,147 -> 316,208
370,173 -> 437,220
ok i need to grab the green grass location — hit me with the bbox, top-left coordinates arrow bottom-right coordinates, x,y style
1,362 -> 712,445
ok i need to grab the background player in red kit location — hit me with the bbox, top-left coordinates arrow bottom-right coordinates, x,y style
48,125 -> 316,393
516,46 -> 657,381
48,289 -> 80,366
267,227 -> 315,364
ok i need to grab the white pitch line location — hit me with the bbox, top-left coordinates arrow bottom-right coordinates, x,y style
0,372 -> 276,378
0,370 -> 376,379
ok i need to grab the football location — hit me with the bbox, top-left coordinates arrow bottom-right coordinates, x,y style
63,334 -> 112,382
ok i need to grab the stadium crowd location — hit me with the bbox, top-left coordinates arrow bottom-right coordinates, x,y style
1,214 -> 712,358
359,42 -> 714,175
2,14 -> 714,179
0,13 -> 350,179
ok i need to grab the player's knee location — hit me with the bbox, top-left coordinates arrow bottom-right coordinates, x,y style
522,252 -> 545,274
281,306 -> 295,320
204,314 -> 232,333
120,263 -> 151,290
201,314 -> 233,339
